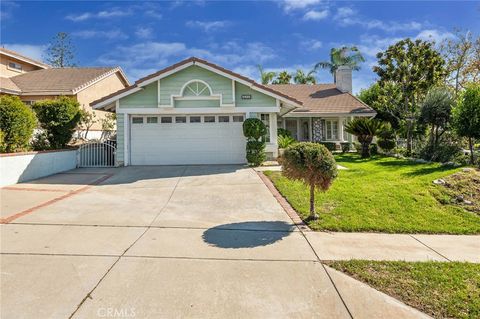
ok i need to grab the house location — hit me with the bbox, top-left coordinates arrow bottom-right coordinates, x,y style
91,57 -> 375,166
0,47 -> 130,138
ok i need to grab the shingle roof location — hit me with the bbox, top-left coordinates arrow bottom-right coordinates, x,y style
0,77 -> 21,94
9,67 -> 127,94
91,57 -> 303,108
0,47 -> 50,69
266,84 -> 375,115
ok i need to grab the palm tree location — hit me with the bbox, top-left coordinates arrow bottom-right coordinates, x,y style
257,65 -> 276,85
315,46 -> 365,81
345,117 -> 384,158
272,71 -> 292,84
293,69 -> 317,84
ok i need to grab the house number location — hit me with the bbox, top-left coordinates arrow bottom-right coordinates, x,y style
241,94 -> 252,100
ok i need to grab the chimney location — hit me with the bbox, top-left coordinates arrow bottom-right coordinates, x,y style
335,66 -> 352,93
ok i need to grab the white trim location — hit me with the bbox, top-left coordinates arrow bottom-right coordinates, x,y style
0,49 -> 50,69
137,62 -> 194,87
20,91 -> 75,96
231,80 -> 236,103
157,80 -> 161,107
0,88 -> 21,95
179,79 -> 213,96
123,113 -> 129,166
93,87 -> 143,109
284,112 -> 376,118
117,106 -> 280,114
72,68 -> 130,94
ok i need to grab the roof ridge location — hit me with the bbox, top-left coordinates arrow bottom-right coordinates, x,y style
0,47 -> 50,69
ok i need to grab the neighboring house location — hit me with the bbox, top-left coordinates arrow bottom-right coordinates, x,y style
0,47 -> 130,138
91,57 -> 375,166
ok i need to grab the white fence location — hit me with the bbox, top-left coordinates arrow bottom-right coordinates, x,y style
77,141 -> 116,168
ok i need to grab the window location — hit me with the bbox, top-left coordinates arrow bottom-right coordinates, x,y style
175,116 -> 187,123
204,116 -> 216,123
147,117 -> 158,124
161,117 -> 172,123
189,116 -> 201,123
182,80 -> 211,97
219,115 -> 230,123
260,114 -> 270,142
325,120 -> 338,140
132,117 -> 143,124
233,115 -> 244,123
8,61 -> 22,71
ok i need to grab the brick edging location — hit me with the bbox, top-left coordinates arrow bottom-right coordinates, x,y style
256,171 -> 311,232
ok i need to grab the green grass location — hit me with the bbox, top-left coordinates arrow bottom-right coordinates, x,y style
326,260 -> 480,319
265,154 -> 480,234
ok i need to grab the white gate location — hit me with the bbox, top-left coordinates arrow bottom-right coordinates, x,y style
77,141 -> 116,167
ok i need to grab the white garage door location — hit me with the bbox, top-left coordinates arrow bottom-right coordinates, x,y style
130,114 -> 247,165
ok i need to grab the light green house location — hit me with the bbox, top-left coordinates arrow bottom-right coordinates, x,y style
92,57 -> 375,166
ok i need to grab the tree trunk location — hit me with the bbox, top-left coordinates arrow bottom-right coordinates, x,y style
361,142 -> 370,158
309,184 -> 318,220
469,137 -> 475,165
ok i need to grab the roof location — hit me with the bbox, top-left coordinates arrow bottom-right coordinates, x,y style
266,84 -> 376,115
91,57 -> 303,108
0,77 -> 21,94
7,67 -> 129,95
0,47 -> 50,69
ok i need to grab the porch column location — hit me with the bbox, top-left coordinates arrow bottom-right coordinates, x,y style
309,118 -> 313,141
269,113 -> 278,157
296,118 -> 301,141
339,117 -> 345,142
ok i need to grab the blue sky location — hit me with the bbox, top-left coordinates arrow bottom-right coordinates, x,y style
1,0 -> 479,93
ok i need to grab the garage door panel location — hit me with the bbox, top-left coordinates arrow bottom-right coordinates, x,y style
130,118 -> 247,165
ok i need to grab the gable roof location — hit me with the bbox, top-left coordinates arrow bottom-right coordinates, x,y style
0,77 -> 21,94
6,67 -> 130,95
266,84 -> 376,116
0,47 -> 50,69
91,57 -> 303,109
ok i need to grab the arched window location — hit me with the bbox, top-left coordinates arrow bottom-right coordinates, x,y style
181,80 -> 212,97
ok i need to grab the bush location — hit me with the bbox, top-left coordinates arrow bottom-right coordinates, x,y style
340,142 -> 352,153
319,142 -> 337,152
243,118 -> 267,166
370,143 -> 378,155
277,128 -> 292,138
278,135 -> 296,149
281,142 -> 338,219
31,130 -> 51,151
0,95 -> 37,152
33,96 -> 81,148
378,139 -> 396,152
418,134 -> 462,163
0,130 -> 6,153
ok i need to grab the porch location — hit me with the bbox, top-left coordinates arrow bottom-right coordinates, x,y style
278,116 -> 353,144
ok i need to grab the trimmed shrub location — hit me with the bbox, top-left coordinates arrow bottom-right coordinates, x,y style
340,142 -> 352,153
378,139 -> 396,152
33,96 -> 81,148
319,142 -> 337,152
281,142 -> 338,219
0,95 -> 37,152
278,135 -> 296,149
0,130 -> 6,153
243,118 -> 267,166
277,128 -> 292,138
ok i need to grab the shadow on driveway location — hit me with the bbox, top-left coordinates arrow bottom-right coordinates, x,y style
202,221 -> 295,249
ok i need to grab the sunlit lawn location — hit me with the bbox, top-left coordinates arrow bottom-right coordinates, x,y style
265,154 -> 480,234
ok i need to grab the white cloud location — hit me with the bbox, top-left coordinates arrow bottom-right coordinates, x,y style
185,20 -> 231,32
3,44 -> 47,61
416,29 -> 455,43
135,27 -> 153,39
281,0 -> 322,13
66,8 -> 133,22
303,9 -> 329,21
300,39 -> 323,50
72,30 -> 128,40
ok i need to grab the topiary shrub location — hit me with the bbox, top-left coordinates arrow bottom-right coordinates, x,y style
319,142 -> 337,152
33,96 -> 81,149
281,142 -> 338,220
0,95 -> 37,152
377,139 -> 396,152
243,118 -> 267,166
340,142 -> 352,153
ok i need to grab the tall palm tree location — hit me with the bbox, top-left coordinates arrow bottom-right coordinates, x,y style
315,46 -> 365,81
257,65 -> 276,85
293,69 -> 317,84
272,71 -> 292,84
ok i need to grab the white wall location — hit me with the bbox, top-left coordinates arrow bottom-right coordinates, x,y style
0,150 -> 77,186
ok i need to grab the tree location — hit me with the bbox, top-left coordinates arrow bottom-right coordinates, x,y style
100,113 -> 116,140
441,30 -> 480,98
257,65 -> 276,85
78,110 -> 97,139
418,87 -> 454,151
345,117 -> 384,158
33,96 -> 82,148
46,32 -> 76,67
293,69 -> 316,84
453,84 -> 480,165
315,46 -> 365,81
373,38 -> 446,155
243,118 -> 267,166
272,71 -> 292,84
0,96 -> 37,152
281,143 -> 338,220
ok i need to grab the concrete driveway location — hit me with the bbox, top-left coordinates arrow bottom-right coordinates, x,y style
1,166 -> 428,318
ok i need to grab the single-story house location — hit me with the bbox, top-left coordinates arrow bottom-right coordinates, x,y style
91,57 -> 375,166
0,47 -> 130,138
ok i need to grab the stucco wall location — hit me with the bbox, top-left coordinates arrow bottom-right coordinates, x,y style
0,150 -> 77,186
0,54 -> 43,78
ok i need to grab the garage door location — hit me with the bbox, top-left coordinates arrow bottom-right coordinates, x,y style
130,114 -> 247,165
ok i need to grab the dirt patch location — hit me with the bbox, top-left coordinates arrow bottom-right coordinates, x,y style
435,168 -> 480,215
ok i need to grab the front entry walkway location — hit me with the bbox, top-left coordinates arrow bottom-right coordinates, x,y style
2,166 -> 429,318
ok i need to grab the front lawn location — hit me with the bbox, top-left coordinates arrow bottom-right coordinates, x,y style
265,154 -> 480,234
326,260 -> 480,319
